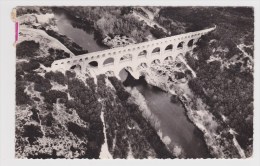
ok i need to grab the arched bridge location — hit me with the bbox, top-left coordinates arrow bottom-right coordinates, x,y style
51,26 -> 216,79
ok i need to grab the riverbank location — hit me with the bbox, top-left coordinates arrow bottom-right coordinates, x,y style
17,12 -> 88,55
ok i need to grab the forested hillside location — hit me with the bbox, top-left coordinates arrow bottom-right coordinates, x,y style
155,7 -> 254,157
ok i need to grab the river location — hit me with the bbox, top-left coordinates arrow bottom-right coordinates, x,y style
54,10 -> 211,158
122,71 -> 211,158
54,11 -> 108,52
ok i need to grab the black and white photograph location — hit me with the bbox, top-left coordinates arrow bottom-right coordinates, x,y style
0,0 -> 259,164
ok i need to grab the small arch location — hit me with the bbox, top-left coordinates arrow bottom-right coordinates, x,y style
165,44 -> 173,51
89,61 -> 98,68
103,57 -> 114,66
151,59 -> 160,65
138,50 -> 147,57
164,56 -> 173,61
177,42 -> 184,49
120,54 -> 133,62
187,39 -> 194,47
152,47 -> 160,54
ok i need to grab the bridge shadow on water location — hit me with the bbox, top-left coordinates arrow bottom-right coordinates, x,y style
122,70 -> 147,87
122,70 -> 174,94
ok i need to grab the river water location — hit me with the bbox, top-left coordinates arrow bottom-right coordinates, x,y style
54,11 -> 108,52
122,71 -> 211,158
54,10 -> 211,158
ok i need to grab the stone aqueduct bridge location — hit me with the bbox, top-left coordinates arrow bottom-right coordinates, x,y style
51,26 -> 216,79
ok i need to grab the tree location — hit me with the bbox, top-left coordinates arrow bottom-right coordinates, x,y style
16,82 -> 32,105
21,60 -> 40,72
65,70 -> 76,79
42,90 -> 68,105
23,124 -> 43,144
150,27 -> 167,39
16,40 -> 40,59
188,78 -> 204,97
108,77 -> 130,101
45,71 -> 67,85
120,7 -> 133,15
67,122 -> 88,138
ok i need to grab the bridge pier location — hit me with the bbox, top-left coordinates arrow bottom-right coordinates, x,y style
130,71 -> 141,80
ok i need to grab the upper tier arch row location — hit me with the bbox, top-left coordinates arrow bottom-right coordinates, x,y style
51,26 -> 216,68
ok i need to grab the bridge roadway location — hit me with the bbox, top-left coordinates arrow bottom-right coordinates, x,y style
51,26 -> 216,79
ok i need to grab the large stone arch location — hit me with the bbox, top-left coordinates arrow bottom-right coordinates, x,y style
120,54 -> 133,63
151,47 -> 160,54
177,41 -> 184,49
70,64 -> 82,70
118,66 -> 133,73
103,57 -> 114,66
187,39 -> 194,48
88,61 -> 98,68
118,66 -> 133,76
138,50 -> 147,57
165,44 -> 173,51
151,59 -> 161,65
118,66 -> 134,81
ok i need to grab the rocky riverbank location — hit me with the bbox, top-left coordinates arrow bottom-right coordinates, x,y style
140,55 -> 243,158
